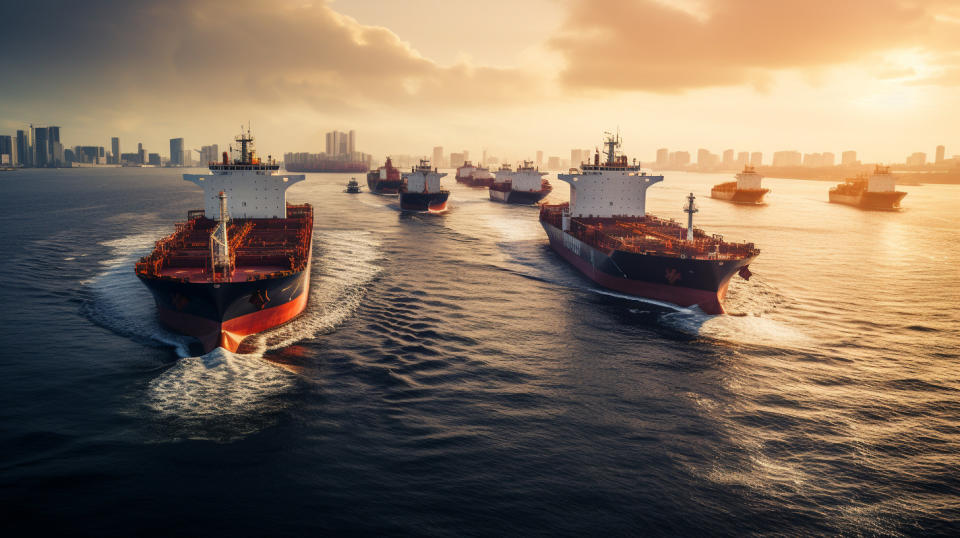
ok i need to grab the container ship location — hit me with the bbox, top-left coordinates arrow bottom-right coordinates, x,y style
367,156 -> 402,195
711,165 -> 769,204
540,133 -> 758,314
829,165 -> 906,210
455,161 -> 495,187
136,129 -> 313,353
489,160 -> 552,204
400,159 -> 449,212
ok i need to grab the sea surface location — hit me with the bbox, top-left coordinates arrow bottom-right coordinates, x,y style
0,167 -> 958,535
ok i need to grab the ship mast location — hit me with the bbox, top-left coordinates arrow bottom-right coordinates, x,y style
210,190 -> 231,279
603,130 -> 621,166
683,192 -> 698,242
235,123 -> 255,164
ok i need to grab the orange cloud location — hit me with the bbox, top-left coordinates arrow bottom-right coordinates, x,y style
549,0 -> 960,92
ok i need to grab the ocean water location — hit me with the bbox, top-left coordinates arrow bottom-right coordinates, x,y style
0,167 -> 957,535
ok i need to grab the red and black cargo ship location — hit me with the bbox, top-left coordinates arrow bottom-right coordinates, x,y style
367,156 -> 403,195
541,133 -> 758,314
829,165 -> 906,210
136,129 -> 312,353
400,159 -> 450,212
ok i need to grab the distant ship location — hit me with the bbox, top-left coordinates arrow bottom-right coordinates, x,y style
711,165 -> 769,204
400,159 -> 450,212
136,128 -> 312,353
489,160 -> 552,204
366,157 -> 402,195
455,160 -> 495,187
345,177 -> 361,193
829,165 -> 906,210
284,160 -> 368,173
540,133 -> 758,314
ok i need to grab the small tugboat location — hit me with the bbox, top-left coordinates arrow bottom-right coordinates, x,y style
400,159 -> 450,212
345,177 -> 362,193
367,156 -> 403,195
539,132 -> 758,314
456,160 -> 495,187
829,165 -> 906,210
711,165 -> 769,204
489,160 -> 552,204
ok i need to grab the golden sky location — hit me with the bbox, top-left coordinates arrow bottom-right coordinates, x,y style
1,0 -> 958,163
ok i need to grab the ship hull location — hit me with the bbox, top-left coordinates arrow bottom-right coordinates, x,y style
139,256 -> 311,353
489,188 -> 551,204
711,188 -> 768,204
541,221 -> 753,314
457,176 -> 495,188
366,176 -> 401,195
829,190 -> 906,210
399,191 -> 450,212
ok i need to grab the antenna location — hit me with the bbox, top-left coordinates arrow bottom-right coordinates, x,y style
683,192 -> 698,242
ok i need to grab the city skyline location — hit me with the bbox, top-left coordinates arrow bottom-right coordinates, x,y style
1,0 -> 958,163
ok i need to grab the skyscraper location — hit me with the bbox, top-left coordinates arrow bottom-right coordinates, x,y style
655,148 -> 669,167
841,150 -> 857,166
33,126 -> 49,167
111,137 -> 120,164
137,142 -> 146,165
16,130 -> 30,167
936,145 -> 946,164
536,150 -> 543,167
736,152 -> 749,168
433,146 -> 443,167
170,138 -> 184,166
348,130 -> 356,155
0,135 -> 12,166
722,149 -> 735,169
750,152 -> 762,166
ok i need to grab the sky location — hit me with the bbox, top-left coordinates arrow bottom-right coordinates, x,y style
1,0 -> 958,163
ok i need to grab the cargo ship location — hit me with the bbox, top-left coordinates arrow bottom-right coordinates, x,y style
455,160 -> 495,187
489,160 -> 552,204
540,133 -> 758,314
711,165 -> 769,204
135,128 -> 313,353
400,159 -> 450,212
829,165 -> 906,210
367,156 -> 402,195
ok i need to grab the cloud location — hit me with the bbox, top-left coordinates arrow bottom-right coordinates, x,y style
549,0 -> 960,92
0,0 -> 541,116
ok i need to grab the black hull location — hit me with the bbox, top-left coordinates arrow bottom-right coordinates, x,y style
399,191 -> 450,212
366,176 -> 402,195
489,188 -> 550,205
541,221 -> 754,313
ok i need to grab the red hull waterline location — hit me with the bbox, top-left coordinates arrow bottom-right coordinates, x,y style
157,269 -> 311,353
546,234 -> 728,314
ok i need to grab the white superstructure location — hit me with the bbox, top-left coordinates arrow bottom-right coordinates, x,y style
867,165 -> 896,192
735,166 -> 763,190
557,133 -> 663,219
512,161 -> 546,192
184,129 -> 304,220
493,163 -> 513,185
404,159 -> 447,193
474,165 -> 494,182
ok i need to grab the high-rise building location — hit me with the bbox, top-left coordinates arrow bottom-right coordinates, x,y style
432,146 -> 444,167
772,150 -> 802,167
822,152 -> 835,167
736,152 -> 749,168
655,148 -> 669,168
199,144 -> 219,165
33,126 -> 49,167
841,150 -> 857,166
571,149 -> 584,168
137,143 -> 146,165
697,148 -> 718,170
47,126 -> 62,166
750,152 -> 762,166
936,145 -> 946,164
348,130 -> 356,155
0,135 -> 12,166
169,138 -> 184,166
449,152 -> 465,168
16,130 -> 30,167
148,153 -> 161,166
722,149 -> 735,168
905,152 -> 926,166
536,150 -> 543,167
670,151 -> 691,167
111,137 -> 120,164
547,156 -> 561,170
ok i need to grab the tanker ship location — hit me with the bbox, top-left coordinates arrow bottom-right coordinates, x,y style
136,128 -> 313,353
400,159 -> 449,212
489,160 -> 552,204
540,133 -> 758,314
829,165 -> 906,210
456,161 -> 495,187
711,165 -> 769,204
367,156 -> 402,195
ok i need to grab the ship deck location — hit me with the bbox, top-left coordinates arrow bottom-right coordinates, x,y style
540,203 -> 757,260
136,204 -> 313,284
